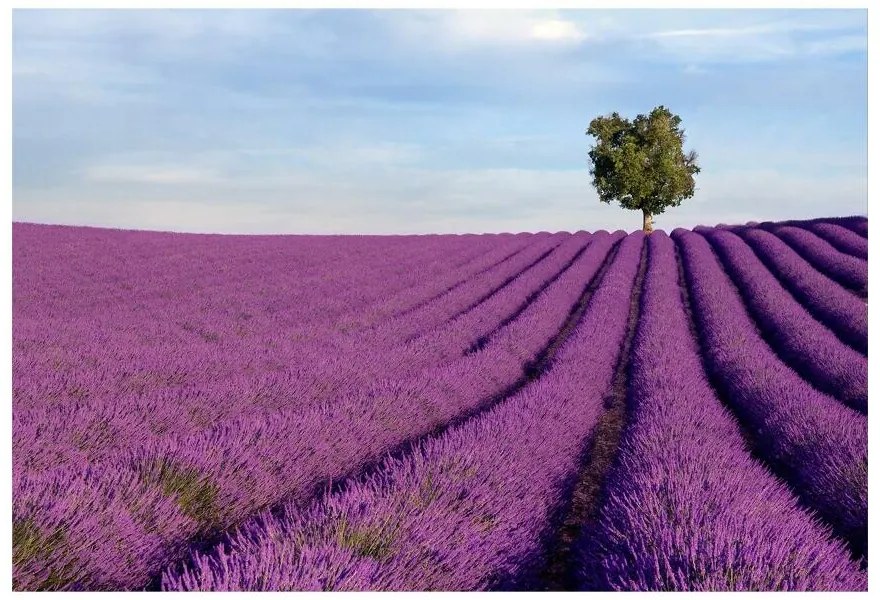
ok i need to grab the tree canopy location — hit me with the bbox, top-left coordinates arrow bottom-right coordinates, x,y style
587,106 -> 700,232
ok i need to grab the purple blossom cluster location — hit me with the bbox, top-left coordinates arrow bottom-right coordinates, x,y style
13,224 -> 623,588
12,216 -> 868,591
699,227 -> 867,413
673,228 -> 867,556
582,232 -> 865,591
162,232 -> 646,591
806,222 -> 869,260
734,227 -> 867,354
770,225 -> 868,296
849,219 -> 868,237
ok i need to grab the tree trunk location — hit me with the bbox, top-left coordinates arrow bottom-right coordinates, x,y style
642,209 -> 654,234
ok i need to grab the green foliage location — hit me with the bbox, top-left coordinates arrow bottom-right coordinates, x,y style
334,518 -> 396,560
141,459 -> 220,526
587,105 -> 700,218
12,519 -> 79,590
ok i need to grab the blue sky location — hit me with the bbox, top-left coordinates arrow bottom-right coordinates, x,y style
12,9 -> 867,234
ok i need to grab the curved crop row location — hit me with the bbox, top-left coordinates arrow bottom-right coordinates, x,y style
673,229 -> 867,556
406,232 -> 595,357
581,232 -> 865,591
12,234 -> 562,474
12,220 -> 869,591
338,233 -> 537,329
338,233 -> 557,338
161,233 -> 646,591
735,227 -> 866,354
367,234 -> 568,346
13,234 -> 605,481
771,226 -> 867,297
848,219 -> 868,237
399,232 -> 590,348
806,222 -> 868,260
699,228 -> 867,412
12,233 -> 622,589
11,228 -> 508,421
14,225 -> 497,331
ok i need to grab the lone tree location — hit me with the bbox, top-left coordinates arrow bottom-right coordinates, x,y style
586,105 -> 700,233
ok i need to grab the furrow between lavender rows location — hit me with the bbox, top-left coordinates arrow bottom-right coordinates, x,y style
847,219 -> 868,237
577,232 -> 865,591
17,234 -> 568,464
334,233 -> 540,334
697,227 -> 867,413
160,233 -> 647,591
211,232 -> 607,419
408,232 -> 595,356
672,229 -> 867,558
385,235 -> 539,318
464,234 -> 596,354
12,231 -> 509,428
804,222 -> 868,260
254,232 -> 553,350
733,227 -> 866,354
12,233 -> 600,479
537,238 -> 646,591
770,226 -> 867,297
386,234 -> 571,346
13,233 -> 622,590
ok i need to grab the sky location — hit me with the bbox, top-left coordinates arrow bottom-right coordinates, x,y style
12,9 -> 867,234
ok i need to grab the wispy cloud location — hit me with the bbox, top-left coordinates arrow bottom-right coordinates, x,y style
393,10 -> 586,50
15,160 -> 866,235
644,20 -> 827,39
529,19 -> 585,42
84,164 -> 224,185
804,34 -> 866,56
639,13 -> 866,63
12,9 -> 867,234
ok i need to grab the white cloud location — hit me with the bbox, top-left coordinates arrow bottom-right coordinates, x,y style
805,34 -> 867,56
644,17 -> 854,40
530,19 -> 585,42
16,156 -> 867,235
394,10 -> 585,50
641,18 -> 866,64
80,142 -> 424,189
84,164 -> 223,185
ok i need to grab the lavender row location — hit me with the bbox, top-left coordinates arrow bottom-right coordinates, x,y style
673,229 -> 867,555
342,233 -> 537,328
393,233 -> 594,357
161,233 -> 646,591
13,233 -> 622,589
362,233 -> 569,347
12,231 -> 536,471
14,224 -> 488,331
14,227 -> 524,410
12,225 -> 496,413
279,232 -> 549,359
771,226 -> 867,297
13,228 -> 535,588
699,228 -> 867,413
735,227 -> 867,354
847,219 -> 868,237
140,232 -> 616,467
582,232 -> 865,591
724,216 -> 867,235
13,233 -> 601,477
141,231 -> 620,527
805,222 -> 868,260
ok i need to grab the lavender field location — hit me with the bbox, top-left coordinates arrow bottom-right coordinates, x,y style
11,216 -> 868,591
